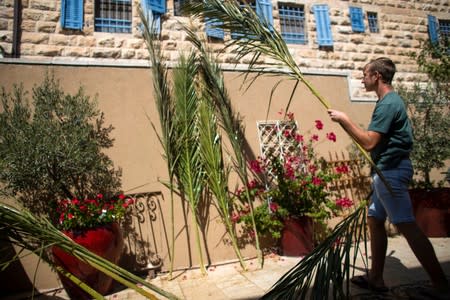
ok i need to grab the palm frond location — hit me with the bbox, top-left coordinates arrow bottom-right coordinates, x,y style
183,0 -> 393,194
0,202 -> 180,300
171,52 -> 208,274
183,25 -> 264,267
262,204 -> 368,299
139,6 -> 180,277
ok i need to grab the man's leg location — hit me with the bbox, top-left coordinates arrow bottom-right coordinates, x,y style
368,216 -> 388,288
396,222 -> 449,292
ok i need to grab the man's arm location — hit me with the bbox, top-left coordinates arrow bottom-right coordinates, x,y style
327,109 -> 382,151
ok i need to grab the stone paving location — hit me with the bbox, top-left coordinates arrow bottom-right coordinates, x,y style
14,237 -> 450,300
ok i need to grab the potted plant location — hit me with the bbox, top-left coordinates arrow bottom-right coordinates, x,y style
398,40 -> 450,237
0,73 -> 129,297
233,115 -> 354,256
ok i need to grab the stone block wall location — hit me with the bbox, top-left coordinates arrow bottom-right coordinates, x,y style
0,0 -> 449,99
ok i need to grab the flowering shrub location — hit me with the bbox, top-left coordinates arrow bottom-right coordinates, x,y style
234,115 -> 353,240
56,193 -> 134,231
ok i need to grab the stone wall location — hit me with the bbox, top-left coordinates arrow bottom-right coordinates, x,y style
0,0 -> 449,99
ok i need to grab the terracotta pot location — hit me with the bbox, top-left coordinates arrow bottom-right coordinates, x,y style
281,217 -> 314,256
409,188 -> 450,237
52,222 -> 124,299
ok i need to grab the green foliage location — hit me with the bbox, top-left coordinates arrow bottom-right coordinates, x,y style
0,73 -> 122,224
398,41 -> 450,188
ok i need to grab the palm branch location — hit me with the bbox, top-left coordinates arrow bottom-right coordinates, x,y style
197,91 -> 247,270
262,204 -> 368,299
183,0 -> 392,194
0,202 -> 179,300
139,7 -> 180,277
183,26 -> 264,267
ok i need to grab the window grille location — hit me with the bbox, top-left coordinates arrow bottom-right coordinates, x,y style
439,20 -> 450,40
231,0 -> 256,39
95,0 -> 132,33
278,4 -> 307,44
257,120 -> 301,180
367,12 -> 379,33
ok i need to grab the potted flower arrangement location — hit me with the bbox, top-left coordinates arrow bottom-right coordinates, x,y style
0,74 -> 128,297
233,115 -> 354,256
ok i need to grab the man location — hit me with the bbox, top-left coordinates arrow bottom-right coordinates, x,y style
327,57 -> 449,295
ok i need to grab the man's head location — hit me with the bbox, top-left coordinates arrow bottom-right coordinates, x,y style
363,57 -> 396,85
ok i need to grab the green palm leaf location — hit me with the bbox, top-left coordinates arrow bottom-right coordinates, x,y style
0,202 -> 179,300
262,204 -> 368,299
183,0 -> 392,194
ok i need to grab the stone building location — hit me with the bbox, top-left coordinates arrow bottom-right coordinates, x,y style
0,0 -> 449,295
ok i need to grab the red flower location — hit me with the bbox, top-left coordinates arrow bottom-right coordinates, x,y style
311,134 -> 319,141
294,134 -> 303,143
312,176 -> 323,186
326,132 -> 336,142
269,202 -> 279,212
315,120 -> 324,130
336,164 -> 349,174
336,197 -> 354,208
250,160 -> 263,174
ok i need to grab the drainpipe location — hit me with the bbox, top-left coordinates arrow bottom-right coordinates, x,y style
12,0 -> 21,58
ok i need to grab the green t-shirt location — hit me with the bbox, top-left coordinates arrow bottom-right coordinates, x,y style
368,91 -> 413,170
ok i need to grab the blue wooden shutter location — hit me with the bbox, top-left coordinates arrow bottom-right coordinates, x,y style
428,15 -> 439,44
148,0 -> 166,14
256,0 -> 273,30
141,0 -> 163,34
205,18 -> 224,39
349,7 -> 364,33
313,4 -> 333,46
61,0 -> 83,30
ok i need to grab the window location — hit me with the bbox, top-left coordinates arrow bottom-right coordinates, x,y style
428,15 -> 450,46
367,12 -> 379,33
205,18 -> 225,40
313,4 -> 333,47
349,7 -> 364,33
61,0 -> 84,30
228,0 -> 273,39
278,4 -> 307,44
94,0 -> 132,33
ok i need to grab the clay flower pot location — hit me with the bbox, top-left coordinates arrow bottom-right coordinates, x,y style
52,222 -> 124,299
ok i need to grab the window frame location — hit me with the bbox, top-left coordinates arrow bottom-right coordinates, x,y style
278,3 -> 307,45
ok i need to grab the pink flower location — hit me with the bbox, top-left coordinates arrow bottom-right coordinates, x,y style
97,193 -> 103,199
283,130 -> 291,137
326,132 -> 336,142
336,164 -> 349,174
312,176 -> 323,186
315,120 -> 324,130
294,134 -> 303,143
311,134 -> 319,141
68,213 -> 74,220
336,197 -> 354,208
231,212 -> 240,223
269,202 -> 279,212
250,160 -> 263,174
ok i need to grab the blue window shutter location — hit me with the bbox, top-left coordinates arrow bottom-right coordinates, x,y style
205,18 -> 224,39
313,4 -> 333,46
61,0 -> 83,30
428,15 -> 439,44
256,0 -> 273,30
349,7 -> 364,32
148,0 -> 166,14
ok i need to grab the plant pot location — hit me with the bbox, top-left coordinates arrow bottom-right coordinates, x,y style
281,217 -> 314,256
52,222 -> 124,299
409,188 -> 450,237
